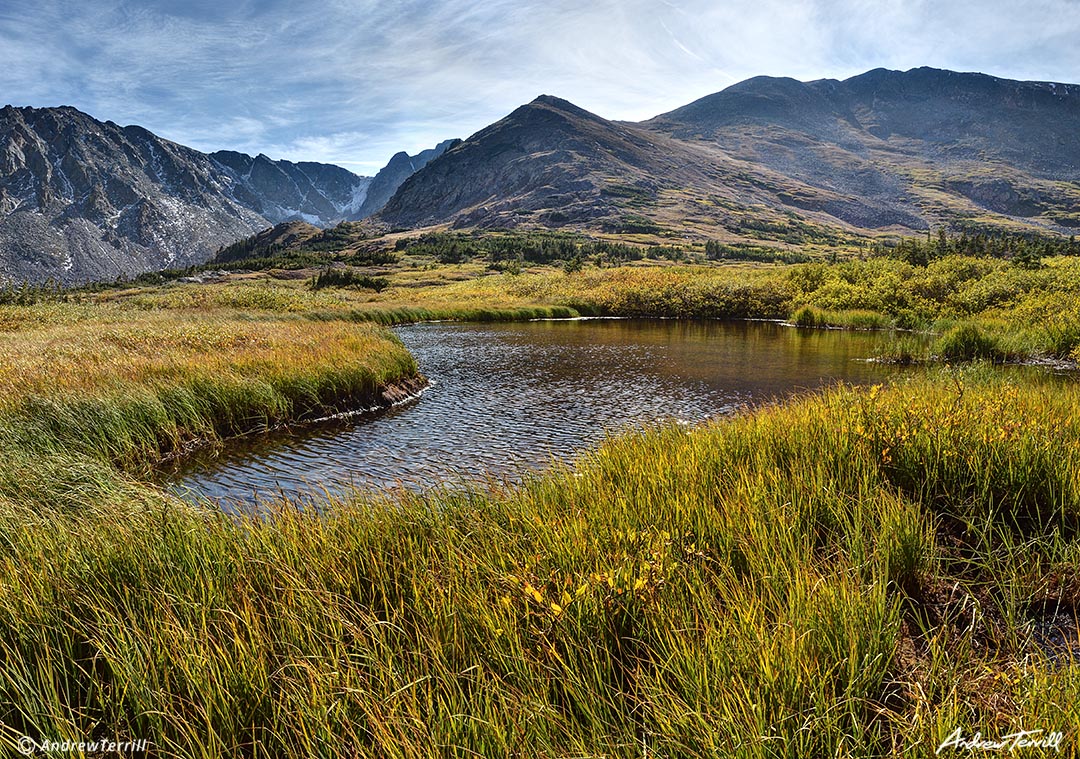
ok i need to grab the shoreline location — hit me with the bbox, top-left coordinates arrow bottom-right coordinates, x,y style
155,373 -> 430,470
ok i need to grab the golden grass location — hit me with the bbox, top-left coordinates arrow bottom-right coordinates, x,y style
0,258 -> 1077,755
0,310 -> 406,400
0,303 -> 418,481
0,369 -> 1076,757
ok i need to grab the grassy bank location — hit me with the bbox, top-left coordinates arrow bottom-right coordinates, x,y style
0,304 -> 419,491
1,368 -> 1076,757
68,252 -> 1080,363
2,252 -> 1078,756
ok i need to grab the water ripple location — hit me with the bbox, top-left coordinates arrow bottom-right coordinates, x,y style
166,319 -> 903,508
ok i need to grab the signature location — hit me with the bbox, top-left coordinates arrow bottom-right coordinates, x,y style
937,728 -> 1065,754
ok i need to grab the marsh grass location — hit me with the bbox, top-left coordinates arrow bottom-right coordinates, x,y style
2,258 -> 1080,756
935,323 -> 1009,362
791,305 -> 893,330
0,308 -> 418,482
1,369 -> 1077,757
94,254 -> 1080,363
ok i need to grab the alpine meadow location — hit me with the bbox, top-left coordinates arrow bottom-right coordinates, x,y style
1,2 -> 1080,756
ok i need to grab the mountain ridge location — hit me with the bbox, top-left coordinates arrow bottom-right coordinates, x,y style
5,67 -> 1080,283
377,67 -> 1080,239
355,138 -> 458,219
0,105 -> 452,282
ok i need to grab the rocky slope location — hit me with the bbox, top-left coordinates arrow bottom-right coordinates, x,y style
0,105 -> 448,283
1,106 -> 263,282
209,150 -> 371,225
355,139 -> 458,220
377,68 -> 1080,240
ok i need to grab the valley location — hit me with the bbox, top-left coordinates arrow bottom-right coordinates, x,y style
2,64 -> 1079,757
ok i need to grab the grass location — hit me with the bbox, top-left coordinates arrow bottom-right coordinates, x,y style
0,369 -> 1076,757
791,305 -> 893,330
0,305 -> 419,481
2,252 -> 1079,756
935,323 -> 1009,362
74,252 -> 1080,362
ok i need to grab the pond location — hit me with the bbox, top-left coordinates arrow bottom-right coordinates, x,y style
165,319 -> 911,508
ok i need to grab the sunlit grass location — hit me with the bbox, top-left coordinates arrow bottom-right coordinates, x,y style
76,254 -> 1080,362
1,258 -> 1079,755
0,369 -> 1076,757
0,305 -> 419,481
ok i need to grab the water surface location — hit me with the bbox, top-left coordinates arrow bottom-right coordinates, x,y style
166,319 -> 906,507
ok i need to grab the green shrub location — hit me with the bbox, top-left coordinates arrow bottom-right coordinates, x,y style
311,267 -> 390,292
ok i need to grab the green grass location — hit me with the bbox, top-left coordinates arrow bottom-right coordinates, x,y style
2,253 -> 1080,756
0,308 -> 420,481
0,369 -> 1077,757
935,323 -> 1008,362
307,304 -> 585,326
65,251 -> 1080,363
791,305 -> 892,330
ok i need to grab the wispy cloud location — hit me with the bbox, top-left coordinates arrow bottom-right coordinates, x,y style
1,0 -> 1077,172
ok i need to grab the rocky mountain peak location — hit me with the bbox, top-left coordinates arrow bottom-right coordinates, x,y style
0,105 -> 449,282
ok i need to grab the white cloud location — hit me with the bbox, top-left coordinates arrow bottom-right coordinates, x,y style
0,0 -> 1077,170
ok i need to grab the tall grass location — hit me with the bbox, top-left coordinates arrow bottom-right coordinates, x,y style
78,255 -> 1080,361
1,369 -> 1076,757
934,323 -> 1008,362
2,261 -> 1079,755
0,309 -> 419,480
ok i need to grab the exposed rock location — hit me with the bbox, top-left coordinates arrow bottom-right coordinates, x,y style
0,105 -> 450,283
354,139 -> 458,219
378,68 -> 1080,238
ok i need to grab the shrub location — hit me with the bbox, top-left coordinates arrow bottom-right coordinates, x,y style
311,267 -> 389,292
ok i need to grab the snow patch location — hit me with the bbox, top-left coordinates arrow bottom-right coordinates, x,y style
280,208 -> 323,225
340,178 -> 372,215
51,156 -> 75,200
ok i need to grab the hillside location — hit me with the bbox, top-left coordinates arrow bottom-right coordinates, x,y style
377,96 -> 848,241
0,106 -> 450,283
0,106 -> 263,282
377,68 -> 1080,240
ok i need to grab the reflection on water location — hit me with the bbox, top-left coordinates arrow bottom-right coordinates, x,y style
165,319 -> 907,508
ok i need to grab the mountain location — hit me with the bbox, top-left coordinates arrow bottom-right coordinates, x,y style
355,139 -> 458,219
1,106 -> 259,282
7,69 -> 1080,283
208,150 -> 371,224
377,68 -> 1080,239
646,67 -> 1080,226
0,105 -> 450,283
377,96 -> 789,233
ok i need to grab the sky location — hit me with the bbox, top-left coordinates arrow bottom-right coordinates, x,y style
1,0 -> 1078,174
